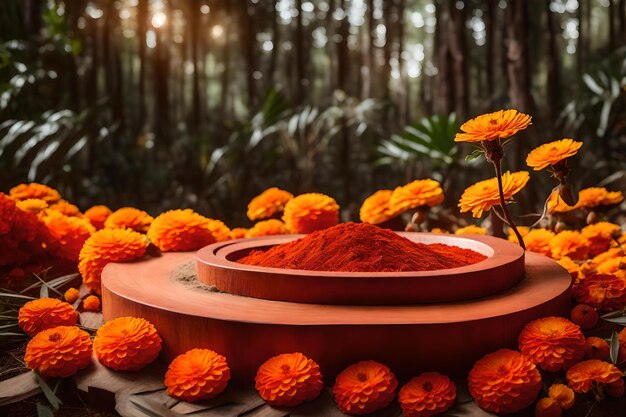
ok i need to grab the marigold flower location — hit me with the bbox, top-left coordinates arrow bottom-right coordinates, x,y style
147,209 -> 217,252
518,317 -> 585,372
454,225 -> 487,235
548,383 -> 575,410
255,352 -> 323,407
283,193 -> 340,234
93,316 -> 162,371
207,219 -> 231,242
43,210 -> 95,261
619,327 -> 626,364
165,348 -> 230,402
546,190 -> 576,214
83,295 -> 101,311
572,274 -> 626,311
16,199 -> 48,214
104,207 -> 153,233
526,139 -> 582,171
596,256 -> 626,279
566,360 -> 623,393
49,200 -> 81,217
247,187 -> 294,221
64,287 -> 80,304
581,222 -> 621,257
468,349 -> 541,414
398,372 -> 456,417
245,219 -> 289,238
333,360 -> 398,415
507,226 -> 530,243
549,230 -> 590,261
388,179 -> 444,214
576,187 -> 624,209
78,228 -> 148,294
455,109 -> 532,143
18,298 -> 78,337
84,205 -> 112,230
459,171 -> 530,218
24,326 -> 92,377
585,337 -> 609,361
229,227 -> 248,239
522,229 -> 556,256
359,190 -> 399,225
10,183 -> 61,203
557,257 -> 581,281
430,228 -> 450,234
570,304 -> 599,329
535,397 -> 561,417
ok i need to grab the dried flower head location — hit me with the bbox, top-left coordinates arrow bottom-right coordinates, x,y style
283,193 -> 340,234
359,190 -> 399,225
18,298 -> 78,336
247,187 -> 294,221
549,230 -> 590,260
165,348 -> 230,402
105,207 -> 153,233
333,360 -> 398,415
245,219 -> 289,238
455,110 -> 531,143
16,199 -> 48,214
64,287 -> 80,304
459,171 -> 529,218
389,179 -> 444,214
576,187 -> 624,209
548,383 -> 575,410
84,205 -> 112,230
398,372 -> 456,417
43,210 -> 95,261
255,352 -> 323,407
566,359 -> 623,393
526,139 -> 582,171
147,209 -> 217,252
572,274 -> 626,312
585,337 -> 610,361
93,316 -> 162,371
82,295 -> 100,311
570,304 -> 599,330
24,325 -> 92,377
10,183 -> 61,203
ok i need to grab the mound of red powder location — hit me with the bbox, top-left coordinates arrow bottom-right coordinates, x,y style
237,222 -> 487,272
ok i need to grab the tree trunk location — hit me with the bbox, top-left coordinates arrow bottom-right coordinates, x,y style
364,0 -> 375,98
485,0 -> 496,106
189,2 -> 201,133
337,0 -> 349,93
619,0 -> 626,43
434,0 -> 453,115
447,1 -> 469,119
577,0 -> 585,76
506,0 -> 534,113
269,1 -> 280,88
243,1 -> 257,110
137,0 -> 148,131
544,0 -> 560,123
295,0 -> 305,103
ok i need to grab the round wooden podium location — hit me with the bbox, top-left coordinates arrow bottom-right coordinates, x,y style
101,242 -> 571,383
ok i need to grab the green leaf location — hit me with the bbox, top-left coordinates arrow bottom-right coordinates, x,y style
610,331 -> 620,364
34,373 -> 62,410
36,403 -> 54,417
465,149 -> 483,161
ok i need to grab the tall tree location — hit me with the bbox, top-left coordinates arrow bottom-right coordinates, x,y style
188,2 -> 201,133
505,0 -> 533,113
433,0 -> 453,115
447,1 -> 469,119
294,0 -> 305,103
137,0 -> 148,131
544,0 -> 561,123
485,0 -> 496,104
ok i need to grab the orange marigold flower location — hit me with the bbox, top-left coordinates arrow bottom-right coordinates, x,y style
523,229 -> 556,256
229,227 -> 248,239
581,222 -> 621,257
283,193 -> 340,234
585,337 -> 610,361
455,109 -> 532,142
459,171 -> 530,218
255,352 -> 323,407
398,372 -> 456,417
566,359 -> 623,393
557,257 -> 581,281
16,199 -> 48,214
147,209 -> 217,252
82,295 -> 100,311
535,397 -> 561,417
570,304 -> 599,330
619,327 -> 626,364
49,200 -> 81,217
18,298 -> 78,337
576,187 -> 624,209
207,219 -> 231,242
359,190 -> 399,225
508,226 -> 530,243
468,349 -> 541,414
10,183 -> 61,203
526,139 -> 582,170
572,274 -> 626,311
430,228 -> 450,234
24,325 -> 92,377
43,210 -> 95,262
518,317 -> 585,372
546,190 -> 576,214
84,205 -> 112,230
596,256 -> 626,278
78,228 -> 147,294
549,230 -> 590,261
247,187 -> 294,221
104,207 -> 153,233
165,348 -> 230,402
64,287 -> 80,304
548,383 -> 575,410
93,316 -> 162,371
455,225 -> 487,235
245,219 -> 289,238
333,360 -> 397,415
388,179 -> 444,214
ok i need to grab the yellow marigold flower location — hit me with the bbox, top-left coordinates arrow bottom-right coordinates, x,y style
455,225 -> 487,235
18,298 -> 78,337
84,205 -> 112,230
166,348 -> 231,402
229,227 -> 248,239
9,183 -> 61,203
24,326 -> 92,378
582,222 -> 621,257
546,190 -> 576,214
283,193 -> 340,234
508,226 -> 530,243
591,248 -> 625,268
548,383 -> 575,410
389,179 -> 444,214
43,210 -> 95,262
430,228 -> 450,234
82,295 -> 100,311
576,187 -> 624,209
78,228 -> 148,294
104,207 -> 153,233
16,199 -> 48,214
333,360 -> 398,415
518,317 -> 585,372
64,287 -> 80,304
207,219 -> 231,241
556,257 -> 581,281
522,229 -> 556,256
566,359 -> 623,393
459,171 -> 530,218
549,230 -> 590,260
147,209 -> 217,252
49,199 -> 81,217
247,187 -> 294,221
93,316 -> 162,371
455,109 -> 531,142
468,349 -> 541,414
398,372 -> 456,417
526,138 -> 582,170
255,352 -> 323,407
245,219 -> 289,238
359,190 -> 399,225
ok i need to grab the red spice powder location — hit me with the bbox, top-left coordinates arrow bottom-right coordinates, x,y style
238,222 -> 486,272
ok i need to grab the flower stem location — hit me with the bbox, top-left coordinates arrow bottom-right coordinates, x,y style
492,160 -> 526,250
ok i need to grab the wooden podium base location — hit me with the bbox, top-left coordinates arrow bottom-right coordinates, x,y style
102,250 -> 571,383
